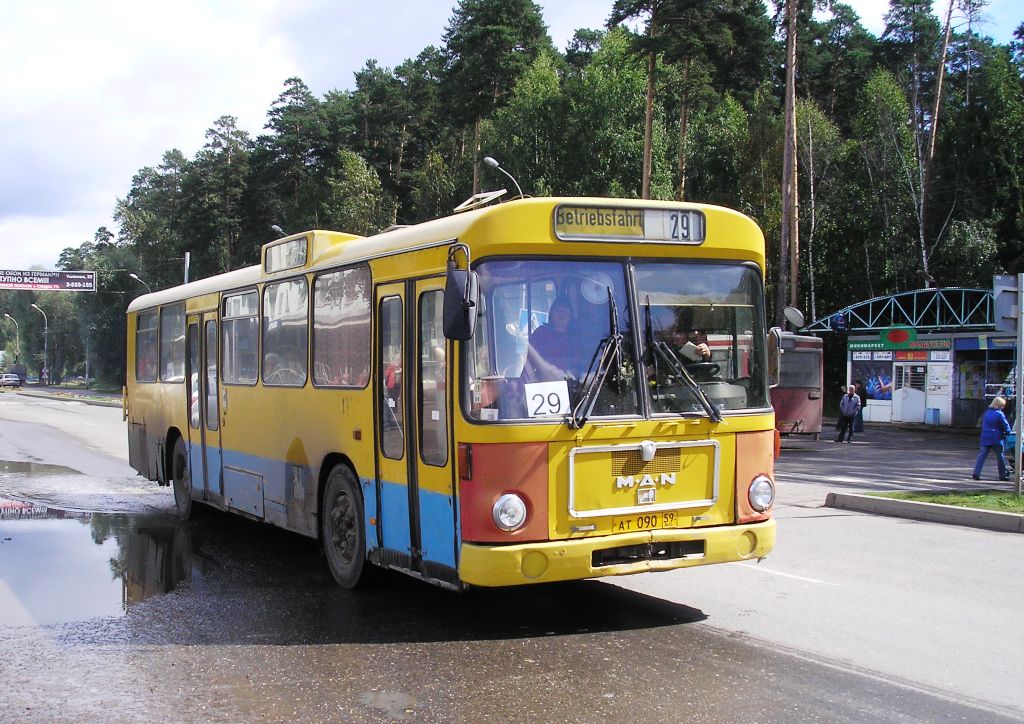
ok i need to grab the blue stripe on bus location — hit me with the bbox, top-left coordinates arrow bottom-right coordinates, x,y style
185,442 -> 456,568
417,484 -> 457,568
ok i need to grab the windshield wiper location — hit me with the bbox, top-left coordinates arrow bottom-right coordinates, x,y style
644,298 -> 723,423
569,288 -> 623,429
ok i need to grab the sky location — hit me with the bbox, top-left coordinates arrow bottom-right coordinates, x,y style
1,1 -> 1020,273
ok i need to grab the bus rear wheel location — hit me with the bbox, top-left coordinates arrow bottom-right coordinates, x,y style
322,465 -> 367,589
171,438 -> 193,520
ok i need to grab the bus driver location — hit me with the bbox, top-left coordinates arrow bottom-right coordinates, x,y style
525,299 -> 584,381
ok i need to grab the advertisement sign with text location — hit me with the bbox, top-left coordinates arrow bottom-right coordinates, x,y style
0,270 -> 95,292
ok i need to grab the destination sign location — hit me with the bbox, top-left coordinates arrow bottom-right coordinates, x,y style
553,205 -> 706,244
0,269 -> 96,292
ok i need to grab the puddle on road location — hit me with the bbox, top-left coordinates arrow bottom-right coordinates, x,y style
0,461 -> 83,477
0,460 -> 91,507
0,497 -> 196,626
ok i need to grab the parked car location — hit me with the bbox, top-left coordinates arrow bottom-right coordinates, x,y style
0,373 -> 22,388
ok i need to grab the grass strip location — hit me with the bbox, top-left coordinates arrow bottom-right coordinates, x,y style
873,490 -> 1024,514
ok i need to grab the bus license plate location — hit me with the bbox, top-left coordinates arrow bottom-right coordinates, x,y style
611,511 -> 678,533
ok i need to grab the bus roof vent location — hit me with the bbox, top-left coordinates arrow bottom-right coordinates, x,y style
454,189 -> 507,214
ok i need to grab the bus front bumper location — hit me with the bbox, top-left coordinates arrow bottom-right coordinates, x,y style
459,518 -> 775,587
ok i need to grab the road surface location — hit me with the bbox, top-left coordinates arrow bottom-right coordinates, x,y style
0,392 -> 1020,721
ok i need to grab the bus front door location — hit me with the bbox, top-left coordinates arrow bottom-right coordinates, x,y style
375,280 -> 457,582
185,314 -> 223,502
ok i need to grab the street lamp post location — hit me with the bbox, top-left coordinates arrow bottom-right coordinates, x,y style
129,273 -> 152,293
30,304 -> 47,385
483,156 -> 524,198
2,313 -> 19,358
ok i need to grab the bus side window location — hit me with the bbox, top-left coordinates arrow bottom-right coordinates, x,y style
159,303 -> 186,383
136,311 -> 158,383
379,296 -> 404,459
419,290 -> 447,466
263,278 -> 308,387
188,323 -> 200,429
313,266 -> 371,387
222,291 -> 259,385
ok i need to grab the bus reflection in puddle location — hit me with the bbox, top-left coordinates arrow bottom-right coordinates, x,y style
0,498 -> 197,625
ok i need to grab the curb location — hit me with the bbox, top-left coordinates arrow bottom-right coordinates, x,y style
824,492 -> 1024,534
14,390 -> 123,409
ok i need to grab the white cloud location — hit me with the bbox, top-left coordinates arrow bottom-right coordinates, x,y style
1,0 -> 613,271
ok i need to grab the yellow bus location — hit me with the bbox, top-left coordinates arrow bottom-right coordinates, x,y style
126,196 -> 782,590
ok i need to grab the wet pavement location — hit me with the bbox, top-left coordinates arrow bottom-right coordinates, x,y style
1,498 -> 1012,723
0,499 -> 188,625
1,396 -> 1021,721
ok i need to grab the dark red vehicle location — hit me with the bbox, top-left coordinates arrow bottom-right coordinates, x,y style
771,333 -> 823,438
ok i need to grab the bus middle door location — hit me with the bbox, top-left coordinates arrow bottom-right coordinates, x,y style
185,314 -> 224,501
374,280 -> 457,581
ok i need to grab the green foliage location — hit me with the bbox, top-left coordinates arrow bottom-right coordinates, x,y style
319,151 -> 394,235
687,94 -> 751,208
931,218 -> 1001,285
878,489 -> 1024,513
485,52 -> 567,195
851,68 -> 920,292
406,151 -> 457,223
38,2 -> 1024,382
441,0 -> 553,126
561,27 -> 672,198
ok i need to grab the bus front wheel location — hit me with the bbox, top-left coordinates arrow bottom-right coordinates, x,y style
171,438 -> 193,520
322,465 -> 367,589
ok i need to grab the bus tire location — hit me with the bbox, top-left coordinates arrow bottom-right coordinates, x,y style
322,465 -> 367,589
171,438 -> 193,520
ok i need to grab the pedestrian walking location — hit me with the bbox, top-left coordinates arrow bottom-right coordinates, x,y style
835,384 -> 861,443
972,396 -> 1011,481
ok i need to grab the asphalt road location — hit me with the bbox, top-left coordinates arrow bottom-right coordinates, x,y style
0,392 -> 1021,722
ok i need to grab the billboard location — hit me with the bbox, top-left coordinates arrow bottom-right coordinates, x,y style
0,270 -> 95,292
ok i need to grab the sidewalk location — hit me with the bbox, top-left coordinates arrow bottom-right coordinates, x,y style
822,416 -> 976,437
802,421 -> 1023,534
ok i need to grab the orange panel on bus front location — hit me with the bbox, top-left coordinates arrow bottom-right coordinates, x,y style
459,442 -> 550,543
735,430 -> 774,524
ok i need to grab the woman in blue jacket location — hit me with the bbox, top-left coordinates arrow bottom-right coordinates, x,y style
973,396 -> 1012,481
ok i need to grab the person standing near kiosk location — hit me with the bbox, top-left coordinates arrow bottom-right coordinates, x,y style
835,385 -> 861,443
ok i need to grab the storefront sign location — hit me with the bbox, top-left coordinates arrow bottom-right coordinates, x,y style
849,338 -> 951,351
852,351 -> 872,361
873,351 -> 893,360
895,350 -> 929,361
953,336 -> 1015,350
930,350 -> 950,361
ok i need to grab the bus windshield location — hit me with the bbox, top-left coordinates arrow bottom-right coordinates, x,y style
636,262 -> 769,415
464,258 -> 769,422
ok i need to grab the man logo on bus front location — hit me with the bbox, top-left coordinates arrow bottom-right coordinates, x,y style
615,471 -> 677,504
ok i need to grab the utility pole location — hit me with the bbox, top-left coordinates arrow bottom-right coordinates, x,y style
3,313 -> 19,358
779,0 -> 800,320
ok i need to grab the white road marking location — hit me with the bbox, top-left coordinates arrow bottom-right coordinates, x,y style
738,562 -> 840,586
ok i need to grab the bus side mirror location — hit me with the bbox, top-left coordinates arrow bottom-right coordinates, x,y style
443,266 -> 479,341
767,327 -> 783,389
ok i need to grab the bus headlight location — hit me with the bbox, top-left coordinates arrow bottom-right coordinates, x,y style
492,493 -> 528,531
748,475 -> 775,512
